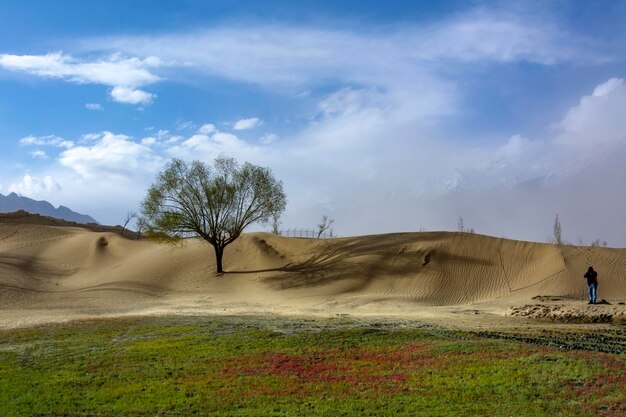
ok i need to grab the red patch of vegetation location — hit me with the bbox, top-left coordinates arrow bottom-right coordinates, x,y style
566,354 -> 626,417
221,343 -> 436,397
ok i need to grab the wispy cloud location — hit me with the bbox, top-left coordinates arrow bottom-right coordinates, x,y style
0,52 -> 160,104
233,117 -> 262,130
0,52 -> 159,85
85,103 -> 104,111
411,8 -> 605,64
86,10 -> 603,89
30,150 -> 47,159
176,120 -> 196,131
19,135 -> 74,148
260,133 -> 278,144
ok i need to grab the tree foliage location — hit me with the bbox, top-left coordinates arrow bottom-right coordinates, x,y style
141,157 -> 287,274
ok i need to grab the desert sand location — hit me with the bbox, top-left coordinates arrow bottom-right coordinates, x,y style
1,220 -> 625,330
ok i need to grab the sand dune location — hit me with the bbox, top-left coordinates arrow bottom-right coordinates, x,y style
1,222 -> 625,328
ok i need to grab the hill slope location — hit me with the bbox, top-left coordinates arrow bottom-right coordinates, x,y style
0,192 -> 98,224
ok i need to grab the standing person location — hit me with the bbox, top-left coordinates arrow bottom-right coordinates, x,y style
584,266 -> 598,304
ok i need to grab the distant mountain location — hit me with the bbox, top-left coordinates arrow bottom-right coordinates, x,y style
0,192 -> 98,224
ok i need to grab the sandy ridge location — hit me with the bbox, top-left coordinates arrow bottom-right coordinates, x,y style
1,222 -> 625,329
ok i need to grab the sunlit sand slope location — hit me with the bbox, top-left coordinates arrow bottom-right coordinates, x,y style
1,224 -> 625,326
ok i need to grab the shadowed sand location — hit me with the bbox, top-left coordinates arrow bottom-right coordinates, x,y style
1,222 -> 625,329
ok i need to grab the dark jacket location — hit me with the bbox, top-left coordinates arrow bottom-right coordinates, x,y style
584,269 -> 598,285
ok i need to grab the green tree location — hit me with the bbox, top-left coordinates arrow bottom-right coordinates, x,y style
141,157 -> 287,274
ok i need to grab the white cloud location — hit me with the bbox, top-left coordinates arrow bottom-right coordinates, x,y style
18,74 -> 626,244
0,52 -> 159,87
165,135 -> 184,144
59,131 -> 163,178
141,137 -> 157,146
8,174 -> 61,197
260,133 -> 278,144
212,132 -> 243,146
166,127 -> 262,163
432,80 -> 626,195
233,117 -> 262,130
201,76 -> 624,244
85,103 -> 104,111
317,88 -> 387,118
4,9 -> 620,242
137,129 -> 171,146
198,123 -> 216,134
80,132 -> 103,142
19,135 -> 74,148
177,120 -> 196,131
30,150 -> 47,159
496,135 -> 538,159
0,52 -> 160,104
592,77 -> 623,97
109,86 -> 154,105
414,10 -> 602,65
88,10 -> 602,90
409,77 -> 626,244
555,77 -> 626,149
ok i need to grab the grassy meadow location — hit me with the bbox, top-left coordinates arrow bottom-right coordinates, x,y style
1,315 -> 625,416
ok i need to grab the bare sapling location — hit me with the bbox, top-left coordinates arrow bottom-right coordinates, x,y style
317,215 -> 334,239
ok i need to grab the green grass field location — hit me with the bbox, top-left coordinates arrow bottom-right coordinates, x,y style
1,315 -> 624,416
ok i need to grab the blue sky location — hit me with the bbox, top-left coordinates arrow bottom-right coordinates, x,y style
1,1 -> 626,245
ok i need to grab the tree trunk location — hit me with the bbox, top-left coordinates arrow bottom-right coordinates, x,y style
214,244 -> 224,274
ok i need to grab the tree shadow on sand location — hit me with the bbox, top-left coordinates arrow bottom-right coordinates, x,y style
229,233 -> 494,291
